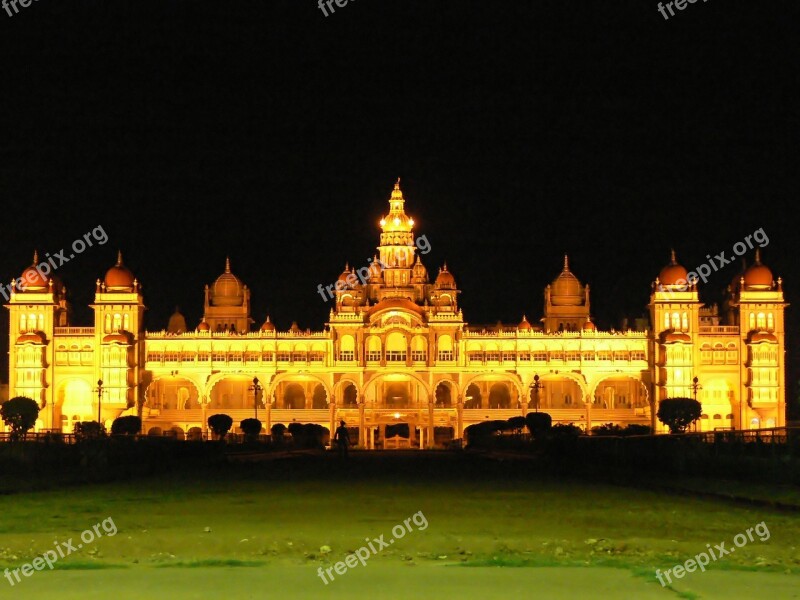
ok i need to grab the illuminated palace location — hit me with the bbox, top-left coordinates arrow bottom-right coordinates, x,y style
5,181 -> 788,446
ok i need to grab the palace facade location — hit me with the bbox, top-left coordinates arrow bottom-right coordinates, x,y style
5,181 -> 788,446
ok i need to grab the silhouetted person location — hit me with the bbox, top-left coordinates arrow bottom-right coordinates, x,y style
334,420 -> 350,459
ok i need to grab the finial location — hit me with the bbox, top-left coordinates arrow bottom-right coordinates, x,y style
116,250 -> 123,266
670,249 -> 677,265
32,249 -> 39,265
563,254 -> 569,271
395,177 -> 401,190
754,248 -> 761,265
443,261 -> 448,271
225,257 -> 231,273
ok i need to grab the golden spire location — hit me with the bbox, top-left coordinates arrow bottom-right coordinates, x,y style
225,257 -> 231,273
670,248 -> 677,265
754,248 -> 762,265
116,250 -> 124,266
32,250 -> 39,265
563,254 -> 570,271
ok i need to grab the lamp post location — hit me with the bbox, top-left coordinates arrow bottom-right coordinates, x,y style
95,379 -> 104,425
691,376 -> 701,402
529,374 -> 544,413
691,376 -> 702,432
249,377 -> 262,421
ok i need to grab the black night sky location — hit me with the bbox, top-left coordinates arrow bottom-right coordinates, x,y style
0,1 -> 798,402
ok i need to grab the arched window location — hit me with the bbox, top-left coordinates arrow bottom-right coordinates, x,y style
749,313 -> 755,330
681,312 -> 688,331
104,314 -> 112,333
123,314 -> 130,331
113,313 -> 122,332
20,314 -> 26,332
756,313 -> 766,329
767,313 -> 774,331
664,313 -> 670,329
672,312 -> 680,330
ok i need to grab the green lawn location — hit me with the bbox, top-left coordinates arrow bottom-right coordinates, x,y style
0,454 -> 798,598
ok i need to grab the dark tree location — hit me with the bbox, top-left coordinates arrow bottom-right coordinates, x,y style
111,415 -> 142,435
0,396 -> 40,440
208,414 -> 233,439
657,398 -> 702,434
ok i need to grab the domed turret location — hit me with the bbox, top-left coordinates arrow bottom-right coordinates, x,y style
658,249 -> 689,288
19,250 -> 49,292
518,315 -> 532,331
336,264 -> 353,289
260,315 -> 276,332
368,255 -> 383,282
583,317 -> 597,332
167,307 -> 187,334
550,255 -> 584,306
411,255 -> 428,283
743,249 -> 773,290
435,263 -> 456,289
104,251 -> 136,291
211,258 -> 245,306
197,319 -> 210,332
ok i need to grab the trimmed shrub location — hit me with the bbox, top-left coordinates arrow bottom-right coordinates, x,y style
465,420 -> 504,448
111,415 -> 142,435
507,416 -> 527,434
271,423 -> 287,445
525,412 -> 552,438
622,424 -> 652,436
287,423 -> 328,449
240,418 -> 263,438
657,398 -> 702,434
592,422 -> 623,436
550,423 -> 583,438
208,414 -> 233,440
74,421 -> 106,441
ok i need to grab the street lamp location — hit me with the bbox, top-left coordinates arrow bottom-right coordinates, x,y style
94,379 -> 104,425
691,376 -> 702,402
691,376 -> 702,432
249,377 -> 262,421
529,374 -> 544,413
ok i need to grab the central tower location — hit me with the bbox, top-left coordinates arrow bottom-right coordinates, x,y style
377,178 -> 417,288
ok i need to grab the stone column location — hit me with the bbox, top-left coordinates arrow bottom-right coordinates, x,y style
427,401 -> 434,449
358,401 -> 366,448
456,399 -> 464,440
329,399 -> 337,446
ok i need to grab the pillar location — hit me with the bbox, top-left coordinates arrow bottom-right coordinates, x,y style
427,401 -> 434,449
456,399 -> 464,439
358,401 -> 366,448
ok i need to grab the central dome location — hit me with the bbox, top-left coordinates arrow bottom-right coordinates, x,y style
211,258 -> 244,306
550,255 -> 584,306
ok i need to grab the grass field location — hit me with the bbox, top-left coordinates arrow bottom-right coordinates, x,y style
0,452 -> 798,598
